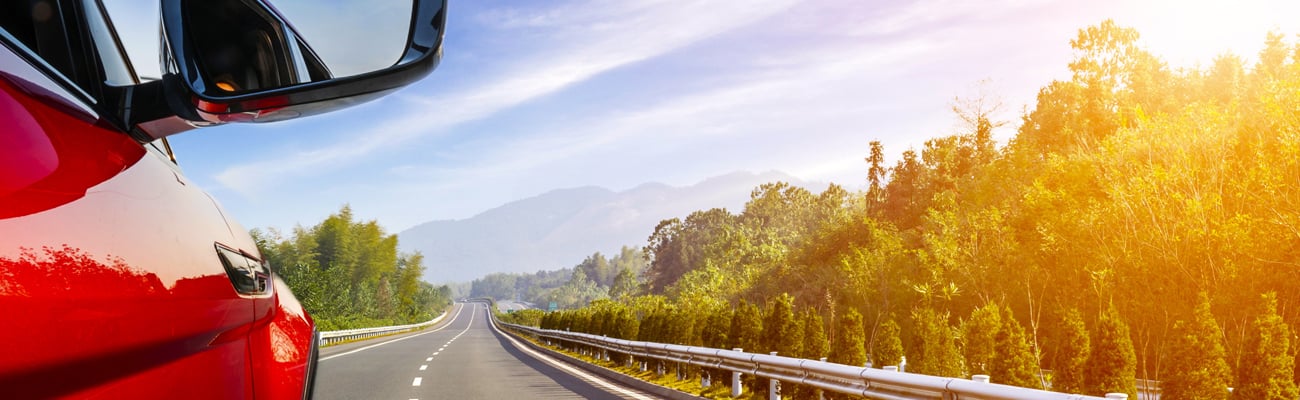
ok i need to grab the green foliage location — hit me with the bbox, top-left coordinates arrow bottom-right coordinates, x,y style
1086,306 -> 1136,397
729,300 -> 763,353
702,307 -> 732,349
831,309 -> 866,367
1235,293 -> 1299,400
1049,309 -> 1090,394
992,306 -> 1040,388
254,206 -> 450,330
763,293 -> 802,358
871,318 -> 903,368
907,306 -> 962,377
961,303 -> 1002,376
801,310 -> 829,360
471,246 -> 647,308
499,309 -> 545,327
1162,293 -> 1231,400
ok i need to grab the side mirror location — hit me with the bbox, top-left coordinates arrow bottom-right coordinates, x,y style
135,0 -> 446,138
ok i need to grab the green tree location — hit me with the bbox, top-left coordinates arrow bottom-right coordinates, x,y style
961,303 -> 1002,376
992,306 -> 1040,388
730,300 -> 764,353
872,318 -> 903,368
1050,309 -> 1090,394
1235,293 -> 1299,400
1162,293 -> 1230,400
1086,305 -> 1136,397
801,310 -> 829,360
608,267 -> 640,300
763,293 -> 802,358
908,306 -> 962,377
831,309 -> 867,367
866,140 -> 887,211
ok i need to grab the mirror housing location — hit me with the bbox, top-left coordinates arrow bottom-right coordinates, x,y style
135,0 -> 446,138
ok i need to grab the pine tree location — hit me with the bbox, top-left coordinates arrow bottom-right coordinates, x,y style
763,293 -> 802,358
1051,308 -> 1089,394
791,310 -> 830,400
702,307 -> 732,349
1086,305 -> 1136,398
909,306 -> 962,377
760,294 -> 801,399
831,309 -> 867,367
872,318 -> 904,368
992,306 -> 1041,388
802,309 -> 829,360
1234,293 -> 1298,400
962,303 -> 1002,376
730,300 -> 764,353
1162,293 -> 1230,400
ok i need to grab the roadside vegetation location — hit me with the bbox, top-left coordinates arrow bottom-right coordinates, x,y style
253,206 -> 453,330
508,21 -> 1300,399
470,247 -> 648,309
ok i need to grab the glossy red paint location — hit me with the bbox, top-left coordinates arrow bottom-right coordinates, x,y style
0,36 -> 314,399
251,278 -> 317,399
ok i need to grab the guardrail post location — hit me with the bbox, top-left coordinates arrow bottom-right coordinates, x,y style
732,348 -> 744,398
819,357 -> 828,400
899,356 -> 906,373
769,352 -> 780,400
702,371 -> 711,388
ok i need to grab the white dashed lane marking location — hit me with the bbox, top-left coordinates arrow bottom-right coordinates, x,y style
412,377 -> 422,387
425,357 -> 432,361
419,365 -> 428,371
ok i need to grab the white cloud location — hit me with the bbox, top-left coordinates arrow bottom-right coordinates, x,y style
384,36 -> 938,186
215,0 -> 800,197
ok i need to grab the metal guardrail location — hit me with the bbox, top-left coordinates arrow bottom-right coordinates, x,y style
318,309 -> 450,346
498,321 -> 1109,400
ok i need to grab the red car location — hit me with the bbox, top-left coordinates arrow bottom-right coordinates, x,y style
0,0 -> 445,398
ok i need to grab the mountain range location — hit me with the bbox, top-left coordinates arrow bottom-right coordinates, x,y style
397,171 -> 821,284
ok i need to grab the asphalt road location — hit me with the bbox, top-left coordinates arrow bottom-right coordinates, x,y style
314,302 -> 655,400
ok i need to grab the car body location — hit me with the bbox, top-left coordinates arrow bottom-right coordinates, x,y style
0,0 -> 444,397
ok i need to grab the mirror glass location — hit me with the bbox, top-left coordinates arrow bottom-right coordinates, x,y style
265,0 -> 411,78
104,0 -> 412,86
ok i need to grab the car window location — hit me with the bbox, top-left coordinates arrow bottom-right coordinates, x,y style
0,1 -> 88,90
80,0 -> 136,86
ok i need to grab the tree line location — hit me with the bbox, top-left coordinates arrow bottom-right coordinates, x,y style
515,21 -> 1300,399
470,246 -> 647,309
253,206 -> 452,330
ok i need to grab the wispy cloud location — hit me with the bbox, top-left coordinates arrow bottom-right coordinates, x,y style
215,0 -> 800,197
384,35 -> 940,185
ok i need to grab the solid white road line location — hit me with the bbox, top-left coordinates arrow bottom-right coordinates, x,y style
319,304 -> 466,362
412,377 -> 422,386
488,305 -> 655,400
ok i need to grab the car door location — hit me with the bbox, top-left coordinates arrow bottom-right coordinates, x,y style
0,1 -> 261,397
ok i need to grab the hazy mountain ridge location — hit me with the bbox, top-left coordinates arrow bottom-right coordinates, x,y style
399,171 -> 821,283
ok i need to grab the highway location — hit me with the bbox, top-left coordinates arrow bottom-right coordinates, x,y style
314,302 -> 655,399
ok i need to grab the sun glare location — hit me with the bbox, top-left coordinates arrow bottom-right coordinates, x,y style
1117,0 -> 1300,68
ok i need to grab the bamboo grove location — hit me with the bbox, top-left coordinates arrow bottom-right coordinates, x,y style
502,21 -> 1300,399
253,206 -> 454,331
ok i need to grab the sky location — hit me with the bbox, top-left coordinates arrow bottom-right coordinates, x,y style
101,0 -> 1300,234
